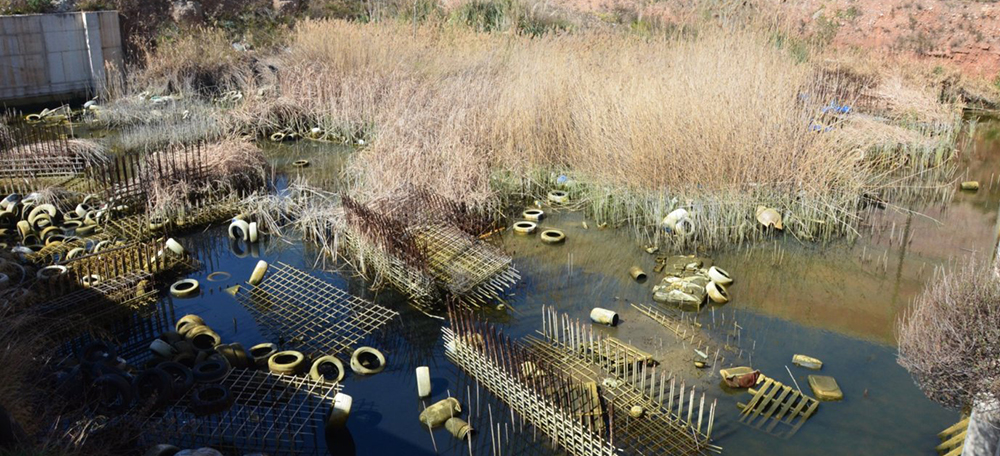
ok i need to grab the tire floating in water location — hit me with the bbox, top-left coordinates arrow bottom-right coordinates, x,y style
512,221 -> 537,235
350,347 -> 386,375
170,279 -> 200,298
540,229 -> 565,244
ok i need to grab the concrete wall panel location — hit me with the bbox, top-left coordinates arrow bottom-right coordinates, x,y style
0,11 -> 122,104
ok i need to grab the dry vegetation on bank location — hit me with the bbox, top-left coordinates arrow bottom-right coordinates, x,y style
220,20 -> 958,245
898,258 -> 1000,411
92,6 -> 976,248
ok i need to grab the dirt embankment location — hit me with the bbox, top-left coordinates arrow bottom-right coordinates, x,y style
555,0 -> 1000,78
784,0 -> 1000,77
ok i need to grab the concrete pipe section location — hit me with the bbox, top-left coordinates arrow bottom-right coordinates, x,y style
416,366 -> 431,398
590,307 -> 619,326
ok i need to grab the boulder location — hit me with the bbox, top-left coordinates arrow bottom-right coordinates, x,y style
273,0 -> 299,14
171,1 -> 205,26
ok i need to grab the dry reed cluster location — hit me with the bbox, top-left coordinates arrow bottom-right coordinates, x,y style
223,19 -> 958,246
149,138 -> 267,215
897,258 -> 1000,411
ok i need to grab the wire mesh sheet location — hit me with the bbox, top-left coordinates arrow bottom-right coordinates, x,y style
234,262 -> 399,356
146,369 -> 341,455
413,223 -> 518,299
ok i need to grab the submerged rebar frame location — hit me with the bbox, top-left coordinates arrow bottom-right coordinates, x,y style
147,369 -> 341,455
534,306 -> 720,455
443,311 -> 618,456
341,190 -> 518,313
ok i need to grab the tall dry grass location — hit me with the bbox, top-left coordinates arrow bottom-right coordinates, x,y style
232,19 -> 927,245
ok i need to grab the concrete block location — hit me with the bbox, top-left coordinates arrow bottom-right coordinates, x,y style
8,55 -> 25,88
60,51 -> 87,83
15,16 -> 42,35
0,61 -> 15,92
47,51 -> 65,84
44,30 -> 84,52
0,17 -> 17,35
0,12 -> 122,104
102,46 -> 123,69
40,13 -> 77,32
0,36 -> 16,56
22,32 -> 46,54
22,54 -> 48,84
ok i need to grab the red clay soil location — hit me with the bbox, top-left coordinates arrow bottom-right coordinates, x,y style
784,0 -> 1000,77
554,0 -> 1000,78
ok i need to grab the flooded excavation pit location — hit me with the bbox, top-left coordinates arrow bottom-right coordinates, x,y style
0,59 -> 996,455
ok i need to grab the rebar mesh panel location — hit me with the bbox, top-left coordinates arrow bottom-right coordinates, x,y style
147,369 -> 340,455
533,306 -> 719,455
234,262 -> 399,355
368,186 -> 496,237
339,230 -> 438,311
55,298 -> 171,366
413,223 -> 517,298
442,328 -> 617,456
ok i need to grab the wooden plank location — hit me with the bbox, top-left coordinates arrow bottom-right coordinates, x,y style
766,391 -> 802,433
742,380 -> 780,424
786,399 -> 819,439
739,378 -> 773,419
754,385 -> 792,429
784,393 -> 813,424
938,417 -> 970,440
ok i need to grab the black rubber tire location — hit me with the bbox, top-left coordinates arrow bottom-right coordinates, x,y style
142,444 -> 181,456
81,341 -> 117,364
268,350 -> 306,375
171,340 -> 196,355
86,362 -> 127,384
216,344 -> 248,369
230,343 -> 251,369
193,358 -> 230,383
175,315 -> 206,335
182,324 -> 213,339
54,366 -> 85,400
172,353 -> 196,368
190,331 -> 221,351
190,384 -> 232,416
250,343 -> 278,370
90,374 -> 133,414
143,355 -> 169,370
195,349 -> 217,365
159,331 -> 184,344
133,368 -> 174,407
157,362 -> 195,398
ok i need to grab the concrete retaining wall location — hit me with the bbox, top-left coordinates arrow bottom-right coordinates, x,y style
0,11 -> 122,106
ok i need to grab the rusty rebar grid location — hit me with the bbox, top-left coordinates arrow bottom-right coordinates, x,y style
55,297 -> 172,367
340,190 -> 517,312
31,272 -> 158,346
0,111 -> 107,191
444,306 -> 617,456
632,302 -> 753,369
145,369 -> 341,455
535,305 -> 721,455
413,223 -> 519,303
234,262 -> 399,356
